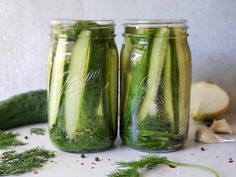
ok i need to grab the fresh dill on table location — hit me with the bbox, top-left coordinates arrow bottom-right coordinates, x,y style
0,130 -> 25,149
108,155 -> 219,177
0,147 -> 55,176
31,128 -> 45,135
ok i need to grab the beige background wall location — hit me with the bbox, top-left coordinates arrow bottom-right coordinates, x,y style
0,0 -> 236,112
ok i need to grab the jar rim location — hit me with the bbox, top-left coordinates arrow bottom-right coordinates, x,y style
123,20 -> 187,27
51,19 -> 115,29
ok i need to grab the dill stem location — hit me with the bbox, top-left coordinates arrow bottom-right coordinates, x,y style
176,162 -> 220,177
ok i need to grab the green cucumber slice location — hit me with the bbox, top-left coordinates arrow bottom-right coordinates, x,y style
174,28 -> 191,135
164,43 -> 175,132
64,30 -> 91,139
121,37 -> 133,113
139,28 -> 170,122
48,37 -> 67,129
109,48 -> 118,131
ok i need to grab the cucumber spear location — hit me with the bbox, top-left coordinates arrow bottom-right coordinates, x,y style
120,37 -> 132,114
139,28 -> 170,122
173,28 -> 191,135
64,30 -> 91,139
48,37 -> 67,129
164,43 -> 175,132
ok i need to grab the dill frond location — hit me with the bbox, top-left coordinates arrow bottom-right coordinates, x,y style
31,128 -> 45,135
0,147 -> 55,176
108,155 -> 219,177
0,131 -> 25,149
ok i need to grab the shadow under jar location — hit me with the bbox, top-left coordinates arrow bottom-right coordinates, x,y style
120,20 -> 192,152
47,20 -> 118,153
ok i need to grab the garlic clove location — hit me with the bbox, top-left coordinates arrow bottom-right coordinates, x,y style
211,119 -> 233,134
195,126 -> 235,144
195,127 -> 218,143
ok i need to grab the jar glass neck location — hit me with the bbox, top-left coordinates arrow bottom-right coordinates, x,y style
51,20 -> 116,38
123,20 -> 188,38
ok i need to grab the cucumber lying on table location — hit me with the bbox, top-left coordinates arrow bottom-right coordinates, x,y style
0,90 -> 47,130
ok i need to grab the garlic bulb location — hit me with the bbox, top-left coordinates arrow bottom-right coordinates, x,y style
191,82 -> 229,121
195,126 -> 235,144
211,119 -> 233,134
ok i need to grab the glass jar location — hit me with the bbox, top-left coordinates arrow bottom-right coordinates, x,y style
47,20 -> 118,153
120,20 -> 191,152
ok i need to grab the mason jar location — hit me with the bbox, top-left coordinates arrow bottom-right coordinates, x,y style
120,20 -> 191,152
47,20 -> 118,153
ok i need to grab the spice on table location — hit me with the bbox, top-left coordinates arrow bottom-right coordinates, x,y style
81,163 -> 84,165
201,147 -> 206,151
80,154 -> 86,158
228,158 -> 234,163
24,136 -> 28,139
95,157 -> 100,161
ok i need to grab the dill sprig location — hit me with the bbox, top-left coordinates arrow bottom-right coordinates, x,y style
109,156 -> 176,177
0,131 -> 25,149
31,128 -> 45,135
108,155 -> 219,177
0,147 -> 55,176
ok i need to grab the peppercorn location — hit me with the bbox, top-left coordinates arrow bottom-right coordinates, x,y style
201,147 -> 206,151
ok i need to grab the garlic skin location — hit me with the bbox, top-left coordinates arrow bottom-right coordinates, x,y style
195,126 -> 235,144
211,119 -> 233,134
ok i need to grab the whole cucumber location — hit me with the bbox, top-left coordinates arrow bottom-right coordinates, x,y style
0,90 -> 47,130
